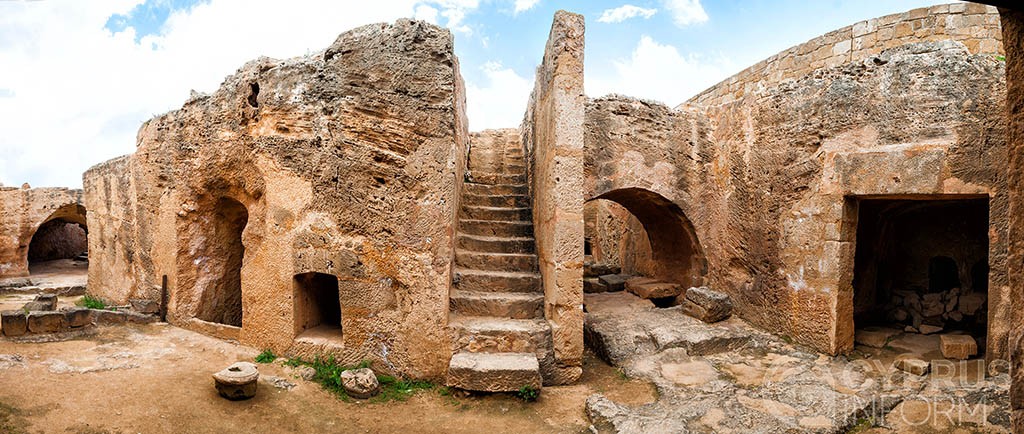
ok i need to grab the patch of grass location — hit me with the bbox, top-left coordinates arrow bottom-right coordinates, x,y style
845,417 -> 873,433
77,295 -> 107,310
997,54 -> 1006,62
287,356 -> 434,402
615,367 -> 629,381
780,334 -> 794,345
254,349 -> 277,364
515,385 -> 540,402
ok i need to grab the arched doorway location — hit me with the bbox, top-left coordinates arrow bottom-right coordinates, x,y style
586,188 -> 705,288
26,203 -> 88,278
195,197 -> 248,327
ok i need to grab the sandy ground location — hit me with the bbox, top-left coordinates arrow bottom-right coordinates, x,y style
26,259 -> 88,289
0,323 -> 655,434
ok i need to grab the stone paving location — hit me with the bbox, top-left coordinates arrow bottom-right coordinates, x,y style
583,292 -> 1010,433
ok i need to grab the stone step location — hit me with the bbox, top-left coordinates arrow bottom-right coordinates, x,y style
469,172 -> 526,185
456,234 -> 536,254
462,193 -> 530,208
450,290 -> 544,319
455,251 -> 537,272
459,219 -> 534,238
446,352 -> 542,392
461,205 -> 531,221
454,268 -> 541,293
449,316 -> 550,353
463,183 -> 528,196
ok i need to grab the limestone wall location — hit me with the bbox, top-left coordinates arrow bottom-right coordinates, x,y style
0,186 -> 85,278
84,19 -> 467,381
689,3 -> 1003,107
521,10 -> 586,385
587,19 -> 1008,357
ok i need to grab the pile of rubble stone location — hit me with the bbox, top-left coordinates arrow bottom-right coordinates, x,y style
583,259 -> 732,323
882,287 -> 986,334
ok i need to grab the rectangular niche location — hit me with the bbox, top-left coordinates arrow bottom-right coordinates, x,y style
293,272 -> 342,342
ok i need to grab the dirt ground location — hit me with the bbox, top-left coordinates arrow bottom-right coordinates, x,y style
26,259 -> 88,289
0,323 -> 656,434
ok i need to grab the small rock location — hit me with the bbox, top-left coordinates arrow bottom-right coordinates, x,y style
598,274 -> 630,292
91,309 -> 126,325
296,366 -> 317,381
680,286 -> 732,323
918,324 -> 943,335
340,368 -> 380,399
213,362 -> 259,400
921,293 -> 944,317
263,375 -> 296,390
892,308 -> 908,322
0,311 -> 28,337
625,277 -> 683,300
904,325 -> 918,333
940,334 -> 978,360
33,294 -> 57,309
947,311 -> 963,322
22,301 -> 53,312
894,357 -> 930,376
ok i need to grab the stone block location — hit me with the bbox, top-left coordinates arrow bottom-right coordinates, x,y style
27,311 -> 66,333
598,274 -> 629,292
1,310 -> 28,336
585,262 -> 620,278
940,334 -> 978,360
625,278 -> 683,300
894,357 -> 930,376
680,287 -> 732,323
919,324 -> 943,335
33,294 -> 57,309
446,352 -> 541,392
584,277 -> 608,294
22,301 -> 52,312
213,362 -> 259,400
64,308 -> 92,328
125,311 -> 157,324
91,309 -> 126,325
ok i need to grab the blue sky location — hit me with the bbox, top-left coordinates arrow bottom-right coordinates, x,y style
0,0 -> 949,187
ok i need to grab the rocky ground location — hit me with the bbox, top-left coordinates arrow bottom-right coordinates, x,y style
0,319 -> 655,433
584,292 -> 1010,433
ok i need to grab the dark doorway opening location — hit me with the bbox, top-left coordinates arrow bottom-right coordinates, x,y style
294,272 -> 342,341
852,197 -> 989,353
196,197 -> 248,327
27,219 -> 88,265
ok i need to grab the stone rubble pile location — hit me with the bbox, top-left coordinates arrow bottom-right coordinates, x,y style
884,287 -> 986,333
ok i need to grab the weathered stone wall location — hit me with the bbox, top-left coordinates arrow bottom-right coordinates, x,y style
689,3 -> 1003,107
521,10 -> 585,384
0,186 -> 85,278
999,6 -> 1024,431
586,7 -> 1008,358
85,19 -> 468,381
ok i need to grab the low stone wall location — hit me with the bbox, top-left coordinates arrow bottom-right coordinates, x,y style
1,307 -> 155,338
688,3 -> 1003,107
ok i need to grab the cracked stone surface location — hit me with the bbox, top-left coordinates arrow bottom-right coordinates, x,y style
584,292 -> 1010,433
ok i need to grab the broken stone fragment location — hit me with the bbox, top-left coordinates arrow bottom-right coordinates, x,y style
894,357 -> 930,376
921,293 -> 944,317
21,301 -> 52,312
918,324 -> 943,335
213,362 -> 259,400
296,366 -> 316,381
584,277 -> 609,293
958,293 -> 985,316
340,368 -> 380,399
679,286 -> 732,323
625,277 -> 683,300
27,311 -> 65,333
598,274 -> 630,292
33,294 -> 57,309
0,310 -> 27,336
940,334 -> 978,360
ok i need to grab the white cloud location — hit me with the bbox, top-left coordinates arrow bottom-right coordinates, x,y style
413,5 -> 440,24
662,0 -> 708,27
597,5 -> 658,23
0,0 -> 488,188
586,35 -> 735,106
514,0 -> 540,14
465,61 -> 533,131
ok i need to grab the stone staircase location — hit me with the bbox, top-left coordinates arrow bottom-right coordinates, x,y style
446,133 -> 547,392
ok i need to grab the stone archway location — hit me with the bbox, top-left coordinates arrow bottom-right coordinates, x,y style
587,187 -> 706,288
25,203 -> 88,272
